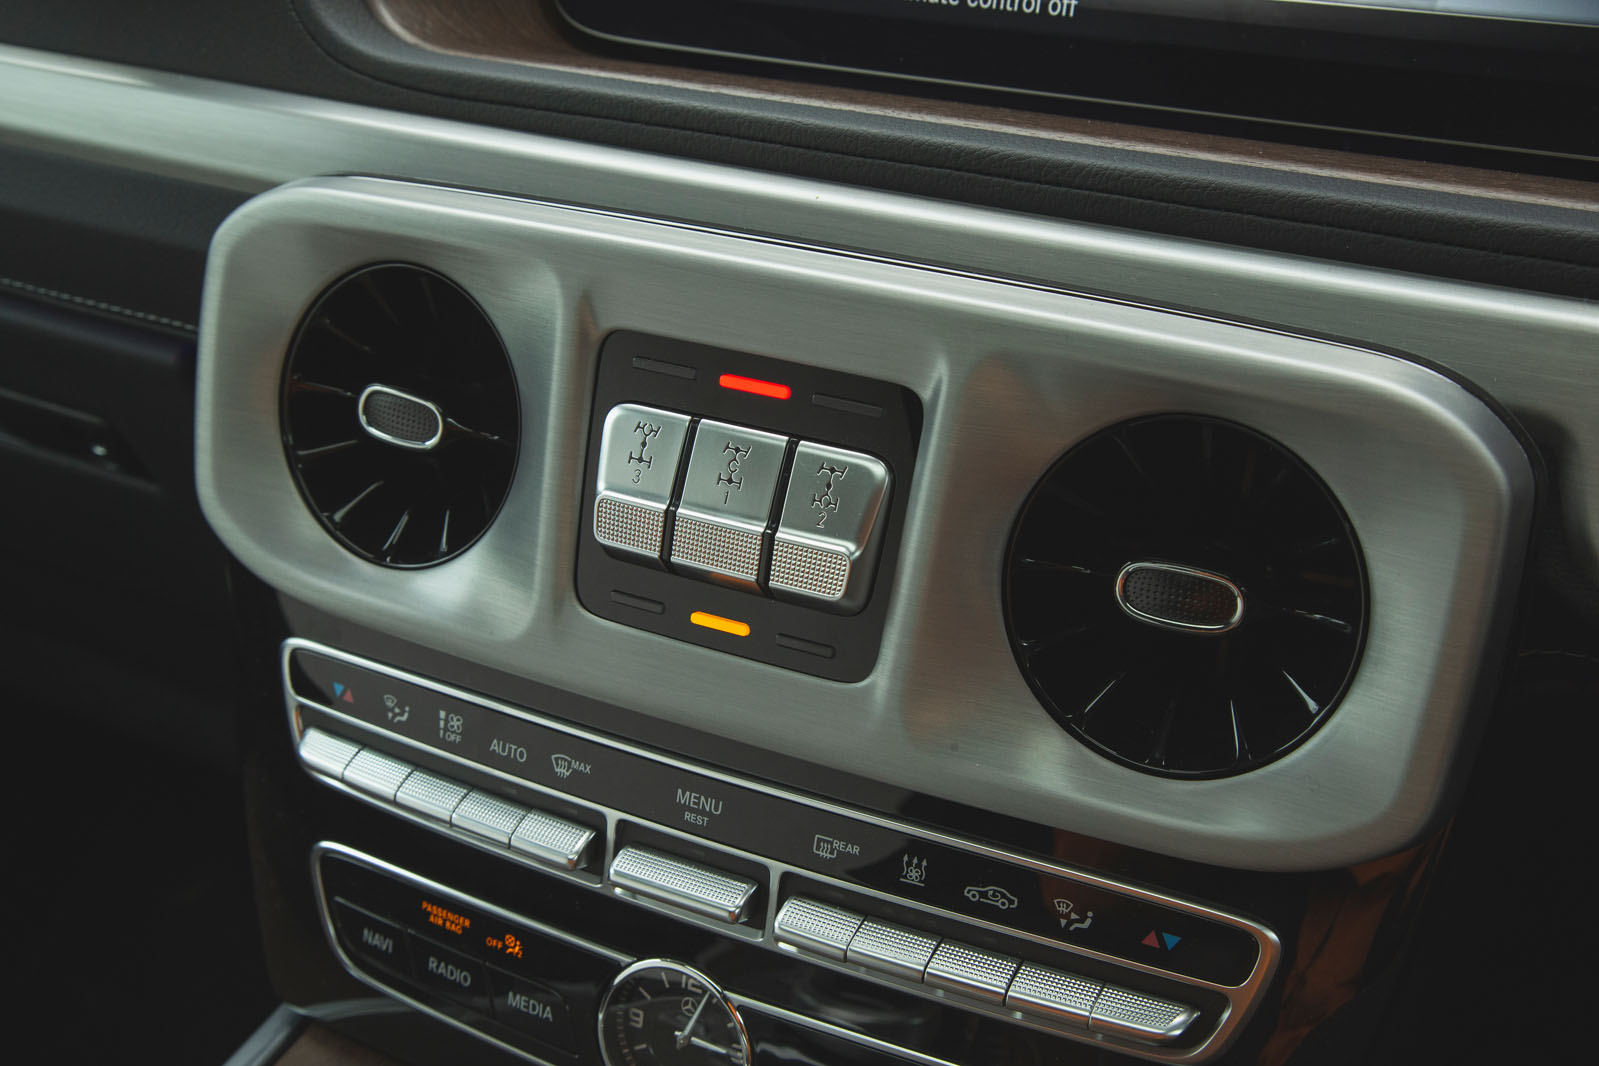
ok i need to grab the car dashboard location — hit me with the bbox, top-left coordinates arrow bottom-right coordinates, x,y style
1,2 -> 1595,1065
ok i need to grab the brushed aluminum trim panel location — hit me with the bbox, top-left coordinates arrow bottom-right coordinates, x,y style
0,42 -> 1588,574
207,177 -> 1530,870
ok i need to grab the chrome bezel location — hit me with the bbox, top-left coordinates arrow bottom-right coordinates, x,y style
1114,561 -> 1246,634
596,958 -> 752,1066
356,384 -> 445,452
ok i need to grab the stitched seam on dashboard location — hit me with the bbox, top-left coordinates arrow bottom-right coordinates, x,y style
0,276 -> 197,333
283,2 -> 1599,272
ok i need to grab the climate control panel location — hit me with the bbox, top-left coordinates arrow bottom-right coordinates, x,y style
288,639 -> 1279,1064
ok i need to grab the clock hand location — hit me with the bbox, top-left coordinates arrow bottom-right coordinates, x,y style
688,1035 -> 732,1057
674,992 -> 713,1050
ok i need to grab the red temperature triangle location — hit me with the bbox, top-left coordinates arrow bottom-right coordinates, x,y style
1141,930 -> 1161,948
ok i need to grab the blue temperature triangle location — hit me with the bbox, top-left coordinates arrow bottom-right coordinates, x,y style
333,682 -> 346,699
1162,933 -> 1182,950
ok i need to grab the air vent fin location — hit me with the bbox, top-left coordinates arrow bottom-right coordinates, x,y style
1003,415 -> 1367,778
280,264 -> 518,567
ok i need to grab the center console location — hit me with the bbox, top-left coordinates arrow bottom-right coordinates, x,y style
194,172 -> 1535,1065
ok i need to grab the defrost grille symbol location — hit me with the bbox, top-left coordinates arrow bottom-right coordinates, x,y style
280,264 -> 519,567
1003,416 -> 1368,778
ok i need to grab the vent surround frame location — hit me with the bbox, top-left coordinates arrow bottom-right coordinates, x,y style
195,176 -> 1533,871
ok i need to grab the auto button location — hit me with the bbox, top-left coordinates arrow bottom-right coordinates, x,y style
770,442 -> 890,613
670,419 -> 788,589
593,404 -> 692,564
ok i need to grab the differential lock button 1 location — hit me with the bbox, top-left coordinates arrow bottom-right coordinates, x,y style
670,419 -> 788,590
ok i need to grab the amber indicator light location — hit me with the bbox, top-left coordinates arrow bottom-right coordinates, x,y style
691,611 -> 752,637
718,373 -> 792,400
420,899 -> 471,935
485,931 -> 525,958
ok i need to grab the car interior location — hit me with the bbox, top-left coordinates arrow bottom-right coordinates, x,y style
2,2 -> 1595,1064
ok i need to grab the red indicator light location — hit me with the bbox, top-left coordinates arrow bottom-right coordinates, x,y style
719,374 -> 791,400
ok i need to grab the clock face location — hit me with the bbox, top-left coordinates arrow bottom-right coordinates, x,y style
598,960 -> 751,1066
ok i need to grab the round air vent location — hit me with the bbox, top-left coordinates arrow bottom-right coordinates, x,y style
1003,415 -> 1367,778
280,263 -> 518,567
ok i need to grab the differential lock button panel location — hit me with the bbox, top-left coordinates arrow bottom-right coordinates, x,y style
576,331 -> 920,682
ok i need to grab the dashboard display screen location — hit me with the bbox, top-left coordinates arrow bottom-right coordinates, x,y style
558,0 -> 1599,168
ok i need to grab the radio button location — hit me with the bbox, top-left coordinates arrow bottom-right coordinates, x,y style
774,897 -> 865,961
298,729 -> 362,778
408,933 -> 492,1014
845,918 -> 939,982
509,810 -> 596,871
1005,963 -> 1100,1029
594,404 -> 692,564
450,791 -> 530,846
671,420 -> 788,589
609,845 -> 759,924
1089,984 -> 1201,1045
394,770 -> 470,823
770,442 -> 890,613
342,749 -> 415,801
924,941 -> 1020,1004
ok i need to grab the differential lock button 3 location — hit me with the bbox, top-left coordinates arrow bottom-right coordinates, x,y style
594,404 -> 693,565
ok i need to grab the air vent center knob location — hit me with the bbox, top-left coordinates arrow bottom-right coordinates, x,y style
358,384 -> 444,451
1116,562 -> 1243,634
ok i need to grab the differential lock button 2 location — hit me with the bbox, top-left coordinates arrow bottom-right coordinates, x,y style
769,442 -> 891,614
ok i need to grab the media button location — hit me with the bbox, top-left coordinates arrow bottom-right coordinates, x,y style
487,966 -> 575,1052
